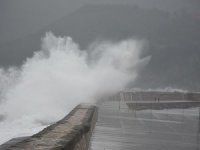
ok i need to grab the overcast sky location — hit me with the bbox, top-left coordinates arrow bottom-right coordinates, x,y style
0,0 -> 199,45
0,0 -> 200,90
0,0 -> 85,44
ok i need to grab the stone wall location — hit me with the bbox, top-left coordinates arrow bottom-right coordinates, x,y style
186,92 -> 200,101
127,101 -> 200,110
119,91 -> 200,101
6,104 -> 97,150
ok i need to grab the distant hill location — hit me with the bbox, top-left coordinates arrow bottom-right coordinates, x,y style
0,4 -> 200,90
1,0 -> 199,44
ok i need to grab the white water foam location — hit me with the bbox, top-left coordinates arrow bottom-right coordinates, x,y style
0,32 -> 151,144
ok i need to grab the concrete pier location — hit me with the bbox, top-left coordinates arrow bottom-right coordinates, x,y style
90,91 -> 200,150
2,91 -> 200,150
4,104 -> 97,150
90,101 -> 200,150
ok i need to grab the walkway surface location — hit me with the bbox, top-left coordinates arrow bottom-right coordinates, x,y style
89,101 -> 200,150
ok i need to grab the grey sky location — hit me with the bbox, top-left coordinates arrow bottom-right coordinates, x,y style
0,0 -> 84,44
0,0 -> 199,45
0,0 -> 200,90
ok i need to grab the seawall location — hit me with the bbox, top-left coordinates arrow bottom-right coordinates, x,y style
6,104 -> 97,150
110,91 -> 200,110
119,91 -> 200,101
127,101 -> 200,110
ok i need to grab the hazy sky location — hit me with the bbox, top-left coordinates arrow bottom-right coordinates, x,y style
0,0 -> 200,90
0,0 -> 84,44
0,0 -> 199,45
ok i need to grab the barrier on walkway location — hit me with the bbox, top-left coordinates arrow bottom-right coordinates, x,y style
127,101 -> 200,110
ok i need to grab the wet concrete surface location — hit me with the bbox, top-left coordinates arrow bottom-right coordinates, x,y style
90,101 -> 200,150
0,104 -> 97,150
0,137 -> 29,150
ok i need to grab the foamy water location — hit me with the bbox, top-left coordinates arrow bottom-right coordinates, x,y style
0,32 -> 150,144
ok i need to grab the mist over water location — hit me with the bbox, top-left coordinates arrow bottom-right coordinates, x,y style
0,32 -> 150,144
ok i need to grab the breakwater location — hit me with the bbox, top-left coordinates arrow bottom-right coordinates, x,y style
126,101 -> 200,110
119,91 -> 200,101
5,104 -> 97,150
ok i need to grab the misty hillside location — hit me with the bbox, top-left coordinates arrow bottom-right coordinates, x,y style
1,0 -> 199,44
0,4 -> 200,90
